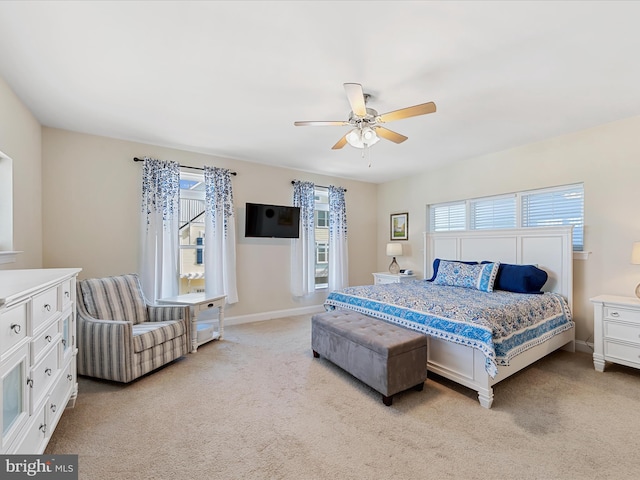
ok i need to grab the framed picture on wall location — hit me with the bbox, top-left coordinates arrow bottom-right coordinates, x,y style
390,213 -> 408,240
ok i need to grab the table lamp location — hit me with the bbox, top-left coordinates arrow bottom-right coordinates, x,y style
386,243 -> 403,274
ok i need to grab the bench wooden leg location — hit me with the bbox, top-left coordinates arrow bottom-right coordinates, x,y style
413,382 -> 424,392
313,350 -> 320,358
382,395 -> 393,406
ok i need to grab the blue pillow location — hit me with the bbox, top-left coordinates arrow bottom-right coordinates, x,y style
427,258 -> 478,282
481,262 -> 548,294
432,260 -> 500,293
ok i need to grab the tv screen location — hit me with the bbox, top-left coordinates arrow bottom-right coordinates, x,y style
245,203 -> 301,238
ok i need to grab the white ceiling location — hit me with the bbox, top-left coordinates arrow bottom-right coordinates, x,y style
0,1 -> 639,184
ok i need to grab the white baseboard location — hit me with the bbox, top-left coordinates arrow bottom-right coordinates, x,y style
574,339 -> 594,355
225,304 -> 326,326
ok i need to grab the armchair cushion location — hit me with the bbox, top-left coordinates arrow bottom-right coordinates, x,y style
79,274 -> 148,324
132,321 -> 187,353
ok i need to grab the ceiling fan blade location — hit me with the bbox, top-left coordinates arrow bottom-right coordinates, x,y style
294,120 -> 349,126
376,127 -> 408,144
331,134 -> 349,150
378,101 -> 436,123
344,83 -> 367,117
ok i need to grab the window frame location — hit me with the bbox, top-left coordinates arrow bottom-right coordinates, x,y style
428,183 -> 584,251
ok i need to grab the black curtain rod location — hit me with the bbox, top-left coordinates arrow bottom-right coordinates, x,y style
133,157 -> 237,175
291,180 -> 346,192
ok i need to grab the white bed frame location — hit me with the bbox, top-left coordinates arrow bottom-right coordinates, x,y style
423,226 -> 575,408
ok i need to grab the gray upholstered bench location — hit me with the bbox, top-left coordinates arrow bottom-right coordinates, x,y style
311,309 -> 428,406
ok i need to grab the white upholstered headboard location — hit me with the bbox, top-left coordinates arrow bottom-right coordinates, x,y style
423,226 -> 573,310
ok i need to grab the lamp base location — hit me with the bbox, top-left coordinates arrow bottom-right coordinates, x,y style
389,257 -> 400,274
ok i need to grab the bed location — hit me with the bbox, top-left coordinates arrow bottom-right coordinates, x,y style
325,226 -> 575,408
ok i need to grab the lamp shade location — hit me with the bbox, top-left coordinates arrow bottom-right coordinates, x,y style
632,242 -> 640,264
386,243 -> 403,257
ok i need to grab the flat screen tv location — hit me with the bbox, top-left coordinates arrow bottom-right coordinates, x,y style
245,203 -> 301,238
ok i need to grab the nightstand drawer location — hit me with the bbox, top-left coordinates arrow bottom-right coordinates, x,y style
604,321 -> 640,345
604,340 -> 640,366
604,306 -> 640,324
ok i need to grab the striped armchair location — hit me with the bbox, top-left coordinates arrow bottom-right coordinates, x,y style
76,274 -> 190,383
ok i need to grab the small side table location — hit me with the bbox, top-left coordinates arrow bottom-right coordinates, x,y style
158,292 -> 226,353
372,272 -> 417,285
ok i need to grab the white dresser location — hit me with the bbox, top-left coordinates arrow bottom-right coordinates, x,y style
591,295 -> 640,372
0,268 -> 81,454
372,272 -> 417,285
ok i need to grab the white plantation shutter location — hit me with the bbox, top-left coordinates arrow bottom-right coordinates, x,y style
430,202 -> 466,231
470,195 -> 516,230
521,184 -> 584,250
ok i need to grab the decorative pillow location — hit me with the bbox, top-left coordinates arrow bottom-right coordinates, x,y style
427,258 -> 478,282
432,260 -> 500,292
482,262 -> 548,294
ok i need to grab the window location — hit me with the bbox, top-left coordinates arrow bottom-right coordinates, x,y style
314,187 -> 329,288
179,171 -> 205,293
428,183 -> 584,250
0,151 -> 16,264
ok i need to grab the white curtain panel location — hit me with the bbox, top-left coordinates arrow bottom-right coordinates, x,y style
291,181 -> 316,297
204,166 -> 239,304
328,185 -> 349,291
139,157 -> 180,302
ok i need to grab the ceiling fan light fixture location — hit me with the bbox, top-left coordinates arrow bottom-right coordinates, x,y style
346,126 -> 380,149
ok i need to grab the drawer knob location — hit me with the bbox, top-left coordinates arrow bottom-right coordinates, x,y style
26,378 -> 33,388
62,339 -> 67,347
611,311 -> 620,317
45,368 -> 52,376
44,304 -> 51,312
45,335 -> 52,342
64,291 -> 70,298
39,423 -> 47,433
50,404 -> 57,413
67,374 -> 73,382
207,303 -> 214,308
10,323 -> 21,334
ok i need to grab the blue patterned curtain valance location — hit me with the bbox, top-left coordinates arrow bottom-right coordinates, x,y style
141,157 -> 180,228
204,166 -> 235,236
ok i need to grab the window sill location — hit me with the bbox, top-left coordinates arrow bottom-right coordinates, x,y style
573,251 -> 591,260
0,251 -> 22,264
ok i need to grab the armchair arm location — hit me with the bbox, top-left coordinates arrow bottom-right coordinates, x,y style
147,305 -> 189,323
76,311 -> 135,383
147,305 -> 190,348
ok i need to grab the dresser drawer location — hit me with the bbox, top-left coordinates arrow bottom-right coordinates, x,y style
32,287 -> 60,333
604,340 -> 640,367
604,306 -> 640,324
11,402 -> 47,455
0,302 -> 28,360
31,320 -> 60,365
29,343 -> 60,413
60,279 -> 73,309
47,361 -> 74,433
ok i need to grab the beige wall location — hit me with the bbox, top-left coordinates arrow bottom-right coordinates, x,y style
377,115 -> 640,346
41,128 -> 377,319
0,76 -> 43,269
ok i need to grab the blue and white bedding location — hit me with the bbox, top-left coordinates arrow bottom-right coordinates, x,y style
324,281 -> 574,378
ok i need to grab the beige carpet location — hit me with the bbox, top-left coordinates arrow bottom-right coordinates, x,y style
46,315 -> 640,479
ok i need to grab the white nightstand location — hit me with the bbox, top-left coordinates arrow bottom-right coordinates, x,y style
372,272 -> 417,285
590,295 -> 640,372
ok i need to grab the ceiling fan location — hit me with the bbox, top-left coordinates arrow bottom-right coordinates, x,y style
294,83 -> 436,150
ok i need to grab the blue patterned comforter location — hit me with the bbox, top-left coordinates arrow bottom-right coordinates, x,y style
324,281 -> 574,377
